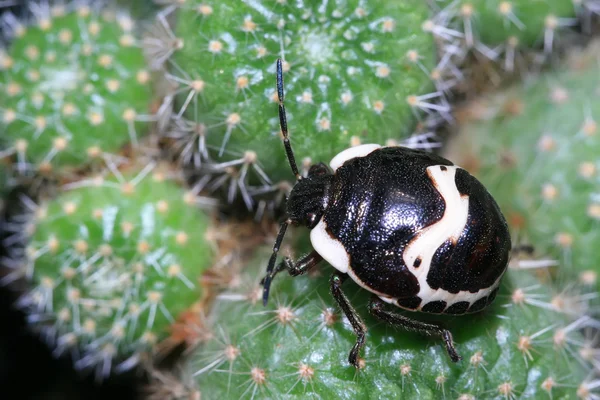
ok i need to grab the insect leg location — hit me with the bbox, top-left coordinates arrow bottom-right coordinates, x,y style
262,220 -> 289,306
330,272 -> 367,368
273,251 -> 323,277
512,244 -> 535,255
261,251 -> 322,289
368,295 -> 461,362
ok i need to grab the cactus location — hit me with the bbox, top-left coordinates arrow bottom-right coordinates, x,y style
187,238 -> 596,399
14,163 -> 215,375
114,0 -> 161,21
0,2 -> 152,176
433,0 -> 577,50
424,0 -> 594,97
158,0 -> 444,201
444,39 -> 600,288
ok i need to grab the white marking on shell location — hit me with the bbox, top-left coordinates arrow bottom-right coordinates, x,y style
377,295 -> 397,305
399,165 -> 495,311
404,166 -> 468,275
310,219 -> 349,273
429,275 -> 499,310
329,144 -> 381,171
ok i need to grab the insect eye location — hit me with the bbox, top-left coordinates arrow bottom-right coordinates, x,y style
306,212 -> 318,228
308,163 -> 329,177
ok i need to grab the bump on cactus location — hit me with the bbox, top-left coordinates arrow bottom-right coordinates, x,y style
425,0 -> 598,97
444,38 -> 600,289
0,1 -> 153,177
9,160 -> 216,377
149,0 -> 449,211
185,237 -> 597,399
434,1 -> 578,51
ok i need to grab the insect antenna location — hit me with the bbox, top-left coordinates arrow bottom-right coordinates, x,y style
276,58 -> 301,180
262,220 -> 289,306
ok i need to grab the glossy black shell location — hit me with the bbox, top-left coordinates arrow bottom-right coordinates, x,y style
322,147 -> 511,314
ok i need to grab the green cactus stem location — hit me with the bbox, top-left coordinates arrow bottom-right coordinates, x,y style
189,239 -> 595,399
0,3 -> 152,175
17,163 -> 215,375
444,38 -> 600,289
157,0 -> 444,201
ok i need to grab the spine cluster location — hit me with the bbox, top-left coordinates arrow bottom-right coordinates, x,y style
187,241 -> 597,399
7,160 -> 215,376
150,0 -> 448,212
445,38 -> 600,292
0,2 -> 152,177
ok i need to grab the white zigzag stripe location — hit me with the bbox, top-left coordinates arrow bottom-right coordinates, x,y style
383,165 -> 498,312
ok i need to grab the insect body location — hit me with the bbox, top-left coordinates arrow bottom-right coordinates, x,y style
262,59 -> 512,366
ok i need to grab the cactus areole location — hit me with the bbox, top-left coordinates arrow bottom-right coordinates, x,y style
262,59 -> 512,366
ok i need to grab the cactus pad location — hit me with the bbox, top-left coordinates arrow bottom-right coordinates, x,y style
167,0 -> 441,185
437,0 -> 576,48
444,39 -> 600,286
191,241 -> 594,399
19,166 -> 215,372
0,4 -> 152,174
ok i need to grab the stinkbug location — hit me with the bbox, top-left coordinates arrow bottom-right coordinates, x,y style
261,59 -> 512,366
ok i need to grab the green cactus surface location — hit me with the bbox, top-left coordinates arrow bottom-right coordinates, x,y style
21,166 -> 214,370
444,39 -> 600,287
435,0 -> 576,48
0,4 -> 152,174
168,0 -> 440,184
115,0 -> 161,20
191,239 -> 594,399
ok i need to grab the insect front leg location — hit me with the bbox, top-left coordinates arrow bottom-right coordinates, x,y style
261,251 -> 323,304
273,250 -> 323,277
